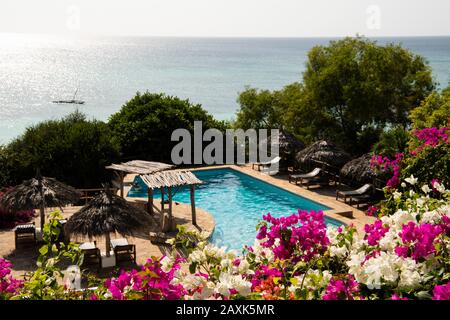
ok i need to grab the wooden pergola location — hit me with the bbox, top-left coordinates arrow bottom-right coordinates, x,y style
105,160 -> 174,197
140,170 -> 203,227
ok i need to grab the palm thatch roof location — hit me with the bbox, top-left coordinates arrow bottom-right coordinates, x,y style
141,170 -> 202,190
340,154 -> 376,185
65,190 -> 153,238
105,160 -> 173,175
340,153 -> 389,186
0,177 -> 81,212
296,140 -> 352,170
261,130 -> 305,157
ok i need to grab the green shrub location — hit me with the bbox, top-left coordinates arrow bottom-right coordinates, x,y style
3,111 -> 120,188
109,92 -> 225,162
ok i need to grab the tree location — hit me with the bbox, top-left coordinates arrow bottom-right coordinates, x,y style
235,87 -> 284,130
409,84 -> 450,129
300,36 -> 434,154
235,37 -> 434,155
371,126 -> 410,158
3,111 -> 120,188
109,92 -> 224,162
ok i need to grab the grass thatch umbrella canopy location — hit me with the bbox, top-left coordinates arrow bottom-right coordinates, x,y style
296,140 -> 352,171
261,130 -> 305,157
260,130 -> 305,169
65,190 -> 153,256
340,153 -> 376,186
340,153 -> 389,187
0,175 -> 81,230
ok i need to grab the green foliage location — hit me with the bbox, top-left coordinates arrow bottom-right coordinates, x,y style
236,36 -> 434,155
410,85 -> 450,129
16,211 -> 84,300
235,86 -> 285,130
372,126 -> 411,158
0,146 -> 12,187
2,111 -> 120,188
301,36 -> 433,154
401,143 -> 450,185
109,92 -> 225,162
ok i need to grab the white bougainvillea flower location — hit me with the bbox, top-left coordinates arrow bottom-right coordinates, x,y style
405,175 -> 418,185
421,184 -> 432,194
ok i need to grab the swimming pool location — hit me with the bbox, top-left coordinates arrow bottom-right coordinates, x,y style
128,168 -> 342,250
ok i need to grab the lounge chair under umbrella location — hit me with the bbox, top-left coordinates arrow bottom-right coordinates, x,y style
336,184 -> 374,206
252,156 -> 282,171
65,189 -> 153,263
289,167 -> 322,184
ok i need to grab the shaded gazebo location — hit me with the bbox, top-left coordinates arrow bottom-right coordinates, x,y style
106,160 -> 174,197
140,170 -> 203,231
340,153 -> 388,187
261,130 -> 305,168
65,189 -> 153,256
0,174 -> 81,231
296,140 -> 352,172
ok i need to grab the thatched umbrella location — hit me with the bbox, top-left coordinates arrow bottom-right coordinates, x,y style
65,190 -> 153,256
296,140 -> 352,170
0,173 -> 81,231
340,153 -> 388,186
261,130 -> 305,157
260,130 -> 305,169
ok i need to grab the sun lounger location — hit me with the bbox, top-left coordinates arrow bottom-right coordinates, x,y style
252,156 -> 281,171
111,238 -> 136,265
336,184 -> 374,205
80,241 -> 102,270
14,222 -> 36,248
289,168 -> 322,184
349,194 -> 377,209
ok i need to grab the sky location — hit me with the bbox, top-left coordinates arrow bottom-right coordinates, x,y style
1,0 -> 450,37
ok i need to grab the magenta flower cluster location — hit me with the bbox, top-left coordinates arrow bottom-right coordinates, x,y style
395,222 -> 445,261
366,205 -> 380,217
364,220 -> 389,246
370,153 -> 403,188
414,127 -> 449,148
257,210 -> 330,262
433,282 -> 450,300
104,257 -> 185,300
322,275 -> 360,300
0,258 -> 23,297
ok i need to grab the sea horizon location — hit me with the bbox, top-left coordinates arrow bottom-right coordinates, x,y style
1,33 -> 450,144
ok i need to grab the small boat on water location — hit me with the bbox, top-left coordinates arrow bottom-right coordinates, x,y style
52,99 -> 85,105
52,88 -> 85,105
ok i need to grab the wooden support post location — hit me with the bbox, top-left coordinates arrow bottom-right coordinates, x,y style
168,187 -> 173,220
190,185 -> 197,226
119,172 -> 125,198
147,188 -> 154,214
161,187 -> 165,212
105,233 -> 111,257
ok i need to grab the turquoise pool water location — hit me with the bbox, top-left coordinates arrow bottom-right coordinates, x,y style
128,168 -> 342,250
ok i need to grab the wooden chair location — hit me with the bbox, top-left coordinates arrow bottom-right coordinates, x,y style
113,244 -> 137,266
80,241 -> 102,271
14,222 -> 36,248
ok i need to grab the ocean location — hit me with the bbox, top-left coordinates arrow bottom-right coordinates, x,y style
0,34 -> 449,144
